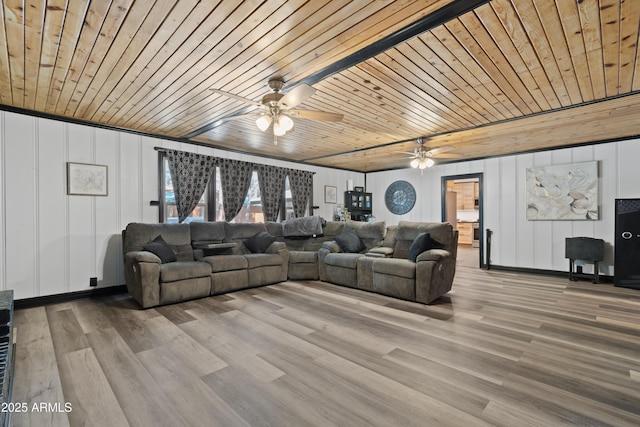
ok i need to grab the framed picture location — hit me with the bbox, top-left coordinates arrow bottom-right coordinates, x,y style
526,161 -> 598,220
67,162 -> 108,196
354,186 -> 364,192
324,185 -> 337,203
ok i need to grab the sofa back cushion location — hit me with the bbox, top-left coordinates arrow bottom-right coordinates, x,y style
124,223 -> 194,261
346,221 -> 386,251
268,220 -> 346,251
393,221 -> 453,259
265,222 -> 284,238
190,221 -> 226,244
224,222 -> 267,255
381,224 -> 397,248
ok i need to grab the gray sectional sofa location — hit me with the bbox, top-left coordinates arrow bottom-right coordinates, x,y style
123,222 -> 288,308
122,219 -> 457,308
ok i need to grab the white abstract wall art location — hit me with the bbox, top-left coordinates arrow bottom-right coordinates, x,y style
67,162 -> 108,196
526,161 -> 598,220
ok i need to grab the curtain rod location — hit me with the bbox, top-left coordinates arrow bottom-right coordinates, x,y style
153,146 -> 316,173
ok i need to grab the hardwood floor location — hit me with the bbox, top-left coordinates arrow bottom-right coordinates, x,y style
10,265 -> 640,427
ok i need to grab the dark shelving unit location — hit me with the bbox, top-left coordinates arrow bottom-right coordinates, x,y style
344,191 -> 372,221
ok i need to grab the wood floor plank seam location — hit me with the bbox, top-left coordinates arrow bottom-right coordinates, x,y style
11,266 -> 640,427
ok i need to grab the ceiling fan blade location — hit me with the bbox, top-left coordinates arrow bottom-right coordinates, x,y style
210,89 -> 264,108
425,146 -> 453,156
432,153 -> 462,158
278,84 -> 316,109
287,109 -> 343,121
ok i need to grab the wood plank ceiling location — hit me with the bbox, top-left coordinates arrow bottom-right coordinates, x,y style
1,0 -> 639,172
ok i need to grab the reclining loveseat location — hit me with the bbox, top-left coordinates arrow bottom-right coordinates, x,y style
122,222 -> 288,308
319,221 -> 458,304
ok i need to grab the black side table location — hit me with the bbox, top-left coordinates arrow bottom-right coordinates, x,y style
565,237 -> 604,284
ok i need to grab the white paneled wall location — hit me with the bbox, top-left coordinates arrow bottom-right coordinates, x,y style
368,138 -> 640,276
0,111 -> 363,299
3,108 -> 639,299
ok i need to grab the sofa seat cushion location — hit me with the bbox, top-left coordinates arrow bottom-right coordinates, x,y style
289,250 -> 317,264
244,253 -> 283,269
160,277 -> 211,305
324,253 -> 364,269
372,258 -> 416,279
202,255 -> 248,273
160,261 -> 211,283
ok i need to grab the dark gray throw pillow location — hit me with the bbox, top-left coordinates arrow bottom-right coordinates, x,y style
408,232 -> 443,262
334,227 -> 365,253
245,231 -> 276,253
143,235 -> 177,263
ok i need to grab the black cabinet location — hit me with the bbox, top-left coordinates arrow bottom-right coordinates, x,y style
345,191 -> 372,221
615,199 -> 640,289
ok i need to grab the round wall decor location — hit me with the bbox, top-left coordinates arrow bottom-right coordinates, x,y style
385,180 -> 416,215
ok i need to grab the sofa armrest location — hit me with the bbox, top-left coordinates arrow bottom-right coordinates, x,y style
123,252 -> 161,308
321,240 -> 342,253
366,247 -> 394,258
415,249 -> 455,304
125,251 -> 162,264
416,248 -> 450,263
266,241 -> 289,281
266,241 -> 287,254
318,241 -> 340,281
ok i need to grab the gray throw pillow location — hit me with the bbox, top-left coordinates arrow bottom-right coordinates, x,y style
245,231 -> 276,253
143,235 -> 177,263
334,227 -> 365,253
408,232 -> 443,262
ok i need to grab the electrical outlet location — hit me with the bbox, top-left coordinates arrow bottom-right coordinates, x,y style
90,277 -> 98,287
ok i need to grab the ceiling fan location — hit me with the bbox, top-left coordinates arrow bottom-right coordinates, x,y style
211,78 -> 343,144
401,137 -> 459,174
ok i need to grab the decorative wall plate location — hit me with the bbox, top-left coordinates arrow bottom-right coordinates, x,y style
385,180 -> 416,215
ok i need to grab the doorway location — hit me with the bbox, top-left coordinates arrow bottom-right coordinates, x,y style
441,173 -> 484,268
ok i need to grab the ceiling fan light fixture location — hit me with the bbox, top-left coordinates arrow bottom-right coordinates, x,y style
280,115 -> 294,132
256,115 -> 271,132
273,119 -> 286,136
410,153 -> 435,171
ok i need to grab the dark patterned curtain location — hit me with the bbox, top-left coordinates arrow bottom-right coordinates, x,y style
256,165 -> 287,222
217,158 -> 254,222
288,169 -> 314,218
165,150 -> 216,223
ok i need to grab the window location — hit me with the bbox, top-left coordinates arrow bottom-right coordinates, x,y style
230,171 -> 264,223
162,157 -> 209,223
160,152 -> 308,223
214,169 -> 224,221
283,176 -> 295,220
